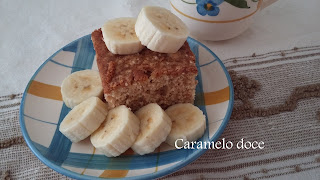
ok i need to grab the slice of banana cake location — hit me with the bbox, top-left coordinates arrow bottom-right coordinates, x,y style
91,29 -> 198,111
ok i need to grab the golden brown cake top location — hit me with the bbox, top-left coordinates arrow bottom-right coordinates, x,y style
91,29 -> 197,93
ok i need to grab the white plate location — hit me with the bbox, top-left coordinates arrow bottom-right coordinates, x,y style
20,35 -> 234,179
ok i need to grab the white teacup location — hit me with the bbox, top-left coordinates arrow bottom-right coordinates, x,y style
170,0 -> 278,41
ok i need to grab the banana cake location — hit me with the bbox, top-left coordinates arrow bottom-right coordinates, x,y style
91,29 -> 198,111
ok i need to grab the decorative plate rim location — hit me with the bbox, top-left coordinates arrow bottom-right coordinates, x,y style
19,35 -> 234,180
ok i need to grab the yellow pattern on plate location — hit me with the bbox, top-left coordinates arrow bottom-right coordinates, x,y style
99,170 -> 129,178
28,80 -> 62,101
204,86 -> 229,105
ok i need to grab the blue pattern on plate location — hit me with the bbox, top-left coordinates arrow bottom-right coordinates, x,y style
44,35 -> 96,166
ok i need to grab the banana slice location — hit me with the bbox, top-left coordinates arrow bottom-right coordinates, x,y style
165,103 -> 206,147
61,70 -> 103,109
90,105 -> 140,157
101,17 -> 144,55
59,97 -> 108,143
132,103 -> 172,155
135,6 -> 189,53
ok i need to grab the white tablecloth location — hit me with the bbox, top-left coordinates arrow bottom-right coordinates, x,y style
1,0 -> 320,179
1,0 -> 320,95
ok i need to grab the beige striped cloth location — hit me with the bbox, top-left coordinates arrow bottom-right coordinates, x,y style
1,46 -> 319,180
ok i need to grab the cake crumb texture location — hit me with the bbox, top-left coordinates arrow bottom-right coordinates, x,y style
92,29 -> 198,111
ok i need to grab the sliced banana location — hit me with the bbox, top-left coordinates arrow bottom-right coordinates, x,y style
59,97 -> 108,143
135,6 -> 189,53
102,17 -> 144,55
90,105 -> 140,157
165,103 -> 206,147
132,103 -> 172,155
61,70 -> 103,109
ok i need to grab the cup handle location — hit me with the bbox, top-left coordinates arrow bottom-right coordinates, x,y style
261,0 -> 278,10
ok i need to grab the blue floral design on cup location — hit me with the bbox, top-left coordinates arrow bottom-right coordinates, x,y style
196,0 -> 224,16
